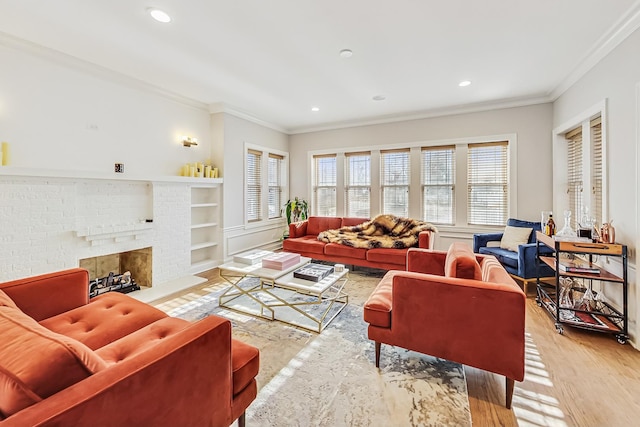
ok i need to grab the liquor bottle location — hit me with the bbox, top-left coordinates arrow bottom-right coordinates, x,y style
546,214 -> 556,236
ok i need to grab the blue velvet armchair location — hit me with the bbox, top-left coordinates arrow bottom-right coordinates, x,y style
473,218 -> 555,293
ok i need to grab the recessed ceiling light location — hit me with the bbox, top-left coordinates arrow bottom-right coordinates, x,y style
458,80 -> 472,87
372,95 -> 386,101
311,107 -> 320,112
148,8 -> 171,23
339,49 -> 353,58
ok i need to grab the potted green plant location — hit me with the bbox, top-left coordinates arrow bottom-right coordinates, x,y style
282,197 -> 309,238
284,197 -> 309,224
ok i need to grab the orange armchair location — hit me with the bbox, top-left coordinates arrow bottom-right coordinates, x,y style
363,243 -> 526,408
1,268 -> 259,427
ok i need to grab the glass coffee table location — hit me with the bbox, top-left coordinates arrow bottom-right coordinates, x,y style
218,257 -> 349,333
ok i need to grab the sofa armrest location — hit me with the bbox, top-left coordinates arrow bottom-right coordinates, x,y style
517,243 -> 555,279
0,269 -> 89,321
2,315 -> 235,427
288,220 -> 308,238
472,232 -> 503,252
406,248 -> 446,275
418,230 -> 435,249
389,272 -> 525,382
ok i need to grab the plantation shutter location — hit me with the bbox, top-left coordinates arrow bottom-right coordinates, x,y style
313,154 -> 337,216
467,141 -> 508,226
421,146 -> 455,224
565,126 -> 583,229
247,149 -> 262,222
381,149 -> 410,217
590,117 -> 603,226
268,153 -> 283,219
345,151 -> 371,218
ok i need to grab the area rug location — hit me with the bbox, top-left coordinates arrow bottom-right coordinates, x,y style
166,275 -> 472,427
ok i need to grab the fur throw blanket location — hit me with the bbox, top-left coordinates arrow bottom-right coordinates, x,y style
317,214 -> 438,249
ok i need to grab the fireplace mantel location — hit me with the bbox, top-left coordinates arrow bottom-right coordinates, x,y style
0,166 -> 223,184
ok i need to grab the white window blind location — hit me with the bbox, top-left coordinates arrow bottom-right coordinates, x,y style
590,117 -> 603,227
381,149 -> 410,217
246,149 -> 262,222
467,141 -> 508,226
421,146 -> 455,224
345,152 -> 371,218
313,155 -> 337,216
565,126 -> 583,229
268,153 -> 283,219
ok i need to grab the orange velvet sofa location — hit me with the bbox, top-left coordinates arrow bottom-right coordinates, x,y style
282,216 -> 435,270
0,268 -> 259,427
364,243 -> 525,408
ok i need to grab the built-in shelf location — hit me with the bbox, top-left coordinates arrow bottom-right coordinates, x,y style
190,185 -> 222,273
191,222 -> 218,229
191,242 -> 219,251
191,203 -> 219,208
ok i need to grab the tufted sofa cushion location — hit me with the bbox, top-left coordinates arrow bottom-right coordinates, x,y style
444,242 -> 482,280
0,305 -> 107,417
40,292 -> 169,350
96,317 -> 190,365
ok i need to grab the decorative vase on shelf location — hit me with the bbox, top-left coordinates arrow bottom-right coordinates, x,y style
556,210 -> 576,237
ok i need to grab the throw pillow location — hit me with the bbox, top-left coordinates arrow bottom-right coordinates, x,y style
0,305 -> 107,412
500,226 -> 533,252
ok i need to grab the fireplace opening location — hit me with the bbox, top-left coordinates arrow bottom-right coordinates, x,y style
80,247 -> 151,297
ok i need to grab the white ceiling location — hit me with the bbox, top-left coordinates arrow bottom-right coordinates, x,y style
1,0 -> 639,133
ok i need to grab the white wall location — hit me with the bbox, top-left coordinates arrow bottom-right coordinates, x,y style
289,103 -> 554,226
0,41 -> 212,176
213,112 -> 289,258
553,26 -> 640,345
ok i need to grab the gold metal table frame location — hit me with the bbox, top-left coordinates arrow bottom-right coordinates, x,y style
218,258 -> 349,333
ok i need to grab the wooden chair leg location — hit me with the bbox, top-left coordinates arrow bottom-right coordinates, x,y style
505,377 -> 515,409
375,342 -> 381,368
238,412 -> 246,427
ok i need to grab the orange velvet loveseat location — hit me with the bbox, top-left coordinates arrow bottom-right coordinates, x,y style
364,243 -> 526,408
283,216 -> 435,270
0,268 -> 259,427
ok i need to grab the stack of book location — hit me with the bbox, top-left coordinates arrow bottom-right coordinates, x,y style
233,249 -> 273,265
558,259 -> 600,274
293,264 -> 335,282
261,252 -> 301,270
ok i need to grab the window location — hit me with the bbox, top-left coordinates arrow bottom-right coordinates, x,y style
268,154 -> 283,219
590,117 -> 603,227
313,155 -> 337,216
563,115 -> 603,229
246,149 -> 262,222
345,152 -> 371,218
381,149 -> 410,217
245,145 -> 288,225
421,146 -> 455,224
565,126 -> 583,229
308,136 -> 515,225
467,141 -> 508,226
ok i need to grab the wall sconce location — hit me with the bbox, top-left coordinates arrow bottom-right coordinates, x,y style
182,136 -> 198,147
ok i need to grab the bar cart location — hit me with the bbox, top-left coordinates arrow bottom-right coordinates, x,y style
535,231 -> 628,344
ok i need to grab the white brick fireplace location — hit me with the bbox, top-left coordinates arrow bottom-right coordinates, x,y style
0,168 -> 217,301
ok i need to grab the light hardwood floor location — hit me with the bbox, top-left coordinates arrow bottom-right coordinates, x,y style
154,270 -> 640,427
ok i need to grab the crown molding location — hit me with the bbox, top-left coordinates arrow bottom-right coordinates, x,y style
0,31 -> 209,111
208,103 -> 289,134
288,94 -> 553,135
550,0 -> 640,100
